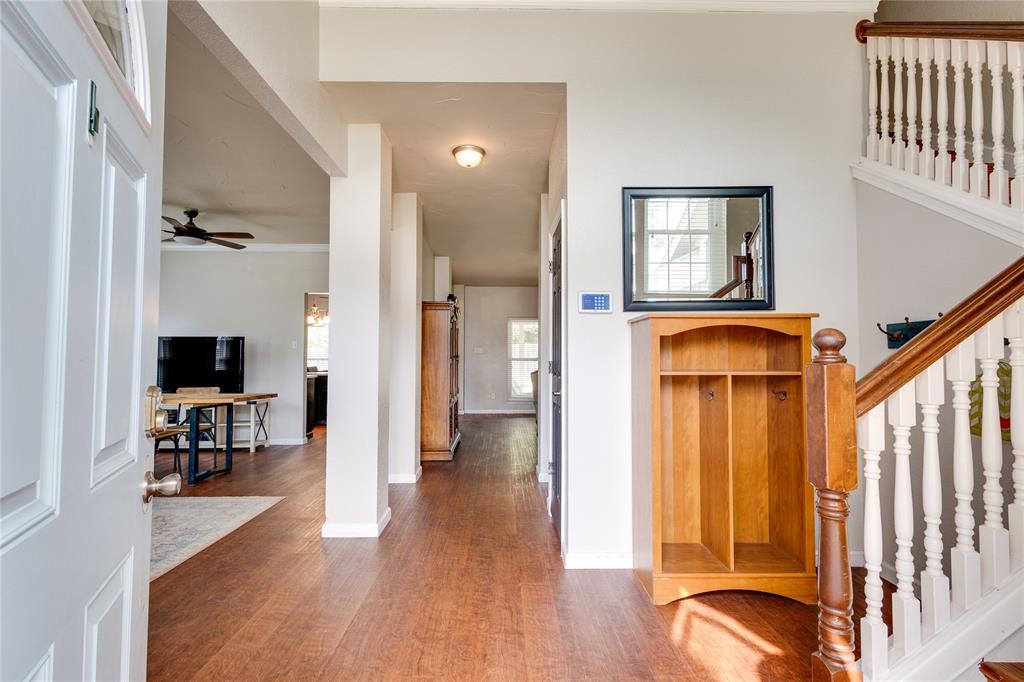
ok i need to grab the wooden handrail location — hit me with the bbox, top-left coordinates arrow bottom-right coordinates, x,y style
856,256 -> 1024,418
855,19 -> 1024,44
856,256 -> 1024,417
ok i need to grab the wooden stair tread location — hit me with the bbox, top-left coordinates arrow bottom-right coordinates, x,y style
981,663 -> 1024,682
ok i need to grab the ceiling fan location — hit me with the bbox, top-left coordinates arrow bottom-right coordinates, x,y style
161,209 -> 254,250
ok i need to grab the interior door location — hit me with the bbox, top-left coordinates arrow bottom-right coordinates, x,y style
1,1 -> 166,680
550,223 -> 562,537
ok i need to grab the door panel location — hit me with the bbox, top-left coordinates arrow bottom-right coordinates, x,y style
0,2 -> 166,680
91,128 -> 146,486
0,0 -> 75,552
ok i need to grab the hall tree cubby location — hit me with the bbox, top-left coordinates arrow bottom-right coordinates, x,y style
629,315 -> 818,605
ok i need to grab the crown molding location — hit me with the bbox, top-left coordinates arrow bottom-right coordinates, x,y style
319,0 -> 878,12
161,243 -> 329,253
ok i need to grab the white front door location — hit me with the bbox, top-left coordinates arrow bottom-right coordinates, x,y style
1,1 -> 166,679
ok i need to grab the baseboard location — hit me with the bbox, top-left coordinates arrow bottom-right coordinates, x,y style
388,466 -> 422,484
849,550 -> 865,568
562,553 -> 633,570
879,568 -> 1024,681
269,437 -> 307,446
463,409 -> 536,415
321,507 -> 392,538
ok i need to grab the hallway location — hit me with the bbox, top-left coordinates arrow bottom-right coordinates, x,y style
147,416 -> 820,680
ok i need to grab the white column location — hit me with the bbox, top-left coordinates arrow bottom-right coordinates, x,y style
889,382 -> 920,660
968,41 -> 989,198
388,193 -> 422,484
1009,43 -> 1024,210
989,41 -> 1009,206
936,39 -> 953,185
858,404 -> 888,678
880,38 -> 893,166
324,124 -> 394,538
977,317 -> 1010,591
866,37 -> 880,161
953,40 -> 970,191
916,360 -> 950,638
905,38 -> 920,175
920,39 -> 935,180
947,336 -> 981,615
1006,299 -> 1024,570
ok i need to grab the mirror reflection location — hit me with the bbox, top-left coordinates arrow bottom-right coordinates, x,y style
623,187 -> 773,310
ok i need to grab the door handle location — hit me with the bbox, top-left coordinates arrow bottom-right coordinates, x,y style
142,471 -> 181,503
145,385 -> 169,438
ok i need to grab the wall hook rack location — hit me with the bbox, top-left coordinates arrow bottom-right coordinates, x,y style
877,316 -> 941,349
772,389 -> 789,402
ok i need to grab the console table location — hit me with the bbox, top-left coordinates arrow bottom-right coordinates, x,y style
161,392 -> 277,484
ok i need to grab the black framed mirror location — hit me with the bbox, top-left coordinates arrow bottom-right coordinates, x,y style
622,186 -> 774,311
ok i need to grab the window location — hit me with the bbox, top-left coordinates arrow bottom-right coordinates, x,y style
507,319 -> 539,401
307,324 -> 329,372
634,196 -> 728,297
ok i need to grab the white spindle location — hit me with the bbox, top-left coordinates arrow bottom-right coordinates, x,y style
858,404 -> 888,677
976,318 -> 1009,592
946,337 -> 981,616
990,42 -> 1010,206
905,38 -> 920,175
889,382 -> 920,659
953,40 -> 970,191
893,38 -> 907,170
969,41 -> 989,198
1006,299 -> 1024,570
916,361 -> 950,638
936,39 -> 953,186
867,37 -> 880,162
880,38 -> 893,166
1009,43 -> 1024,210
920,39 -> 935,180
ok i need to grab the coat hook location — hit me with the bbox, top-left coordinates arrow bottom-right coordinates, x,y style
772,390 -> 788,402
705,390 -> 715,401
876,323 -> 905,342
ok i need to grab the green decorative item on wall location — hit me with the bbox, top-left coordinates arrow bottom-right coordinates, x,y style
969,361 -> 1012,442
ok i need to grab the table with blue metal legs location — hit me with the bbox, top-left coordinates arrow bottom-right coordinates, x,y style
185,403 -> 233,485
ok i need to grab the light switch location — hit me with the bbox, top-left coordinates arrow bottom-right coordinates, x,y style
473,347 -> 484,354
291,340 -> 298,350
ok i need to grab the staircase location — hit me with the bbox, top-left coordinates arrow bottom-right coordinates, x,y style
851,21 -> 1024,247
806,255 -> 1024,681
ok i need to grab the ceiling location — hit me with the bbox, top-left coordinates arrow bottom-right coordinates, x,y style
326,82 -> 565,286
162,12 -> 329,243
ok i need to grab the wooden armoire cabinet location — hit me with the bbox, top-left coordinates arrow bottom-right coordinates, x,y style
421,301 -> 461,461
629,314 -> 818,605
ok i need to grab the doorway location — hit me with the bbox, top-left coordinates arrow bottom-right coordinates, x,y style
304,293 -> 329,440
550,221 -> 563,537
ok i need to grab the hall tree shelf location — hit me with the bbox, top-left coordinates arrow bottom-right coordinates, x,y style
629,314 -> 818,605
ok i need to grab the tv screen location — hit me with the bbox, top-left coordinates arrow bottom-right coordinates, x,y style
157,336 -> 245,393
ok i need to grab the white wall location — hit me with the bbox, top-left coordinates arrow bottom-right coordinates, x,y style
158,250 -> 328,444
855,184 -> 1019,578
452,283 -> 466,414
434,255 -> 452,301
173,0 -> 347,175
421,237 -> 436,301
320,9 -> 865,565
463,286 -> 539,414
388,193 -> 422,483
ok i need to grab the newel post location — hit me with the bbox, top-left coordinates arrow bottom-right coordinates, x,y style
805,329 -> 861,682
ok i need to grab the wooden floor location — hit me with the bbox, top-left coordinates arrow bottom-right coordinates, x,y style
148,416 -> 835,681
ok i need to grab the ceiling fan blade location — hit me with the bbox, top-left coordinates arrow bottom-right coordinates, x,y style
206,232 -> 255,239
162,216 -> 184,228
161,237 -> 176,243
161,228 -> 175,234
208,237 -> 246,250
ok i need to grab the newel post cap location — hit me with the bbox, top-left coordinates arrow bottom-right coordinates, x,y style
812,329 -> 848,364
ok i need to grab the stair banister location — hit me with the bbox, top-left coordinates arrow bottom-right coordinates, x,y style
807,255 -> 1024,681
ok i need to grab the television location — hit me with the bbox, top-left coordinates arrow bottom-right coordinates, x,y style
157,336 -> 245,393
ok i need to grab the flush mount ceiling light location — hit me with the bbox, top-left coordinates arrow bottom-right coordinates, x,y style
452,144 -> 485,168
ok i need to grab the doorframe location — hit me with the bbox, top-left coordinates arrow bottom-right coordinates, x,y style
537,197 -> 567,553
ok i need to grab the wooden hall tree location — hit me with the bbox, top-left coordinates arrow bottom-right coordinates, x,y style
629,314 -> 818,605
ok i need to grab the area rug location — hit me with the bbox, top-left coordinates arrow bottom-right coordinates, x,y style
150,496 -> 283,580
